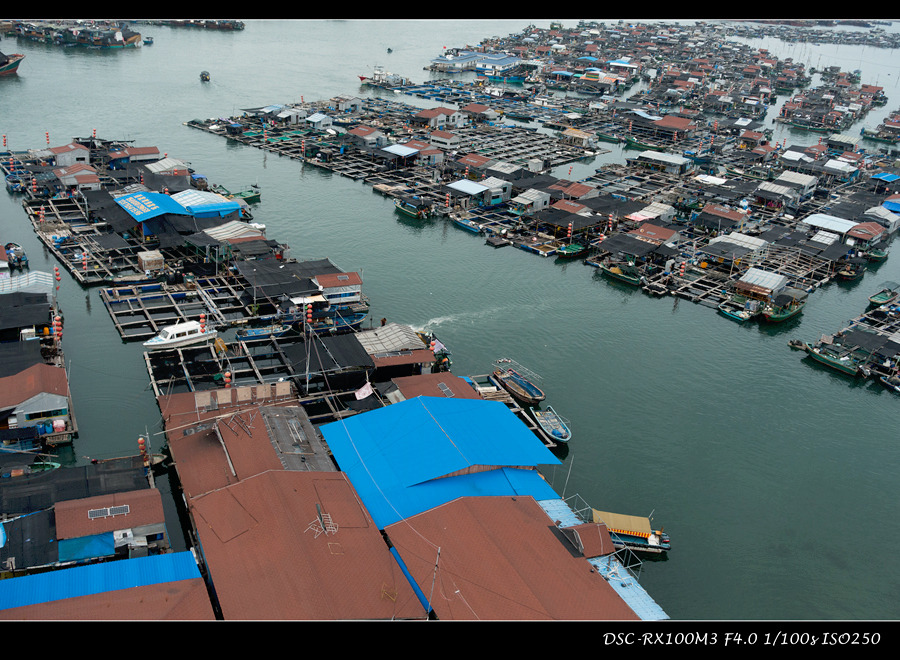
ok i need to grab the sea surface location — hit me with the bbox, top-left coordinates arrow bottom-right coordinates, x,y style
1,19 -> 899,621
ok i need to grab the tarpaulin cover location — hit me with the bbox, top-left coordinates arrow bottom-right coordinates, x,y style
321,396 -> 561,529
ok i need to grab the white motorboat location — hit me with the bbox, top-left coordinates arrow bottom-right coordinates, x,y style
142,320 -> 217,351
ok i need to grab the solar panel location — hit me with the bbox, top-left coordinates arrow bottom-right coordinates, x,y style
437,382 -> 455,397
87,505 -> 130,519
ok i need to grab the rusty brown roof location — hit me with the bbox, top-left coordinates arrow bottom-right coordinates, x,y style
391,373 -> 482,400
371,348 -> 436,369
55,489 -> 164,540
385,496 -> 640,620
165,409 -> 286,500
189,470 -> 426,620
0,363 -> 69,409
314,271 -> 362,288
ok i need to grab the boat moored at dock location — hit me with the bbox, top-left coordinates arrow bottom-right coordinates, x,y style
491,359 -> 546,406
591,509 -> 670,554
142,320 -> 218,351
527,406 -> 571,444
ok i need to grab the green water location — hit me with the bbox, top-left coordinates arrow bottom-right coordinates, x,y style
1,19 -> 899,621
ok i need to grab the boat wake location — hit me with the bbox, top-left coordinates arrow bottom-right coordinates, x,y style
413,304 -> 525,332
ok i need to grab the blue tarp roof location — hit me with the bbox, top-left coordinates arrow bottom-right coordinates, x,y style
871,171 -> 900,182
0,551 -> 201,610
115,191 -> 186,221
321,396 -> 561,529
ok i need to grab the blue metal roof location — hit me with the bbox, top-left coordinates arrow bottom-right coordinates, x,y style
872,171 -> 900,182
321,396 -> 561,529
171,189 -> 241,218
115,191 -> 187,221
0,551 -> 201,611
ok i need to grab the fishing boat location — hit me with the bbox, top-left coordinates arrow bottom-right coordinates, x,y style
760,288 -> 807,323
4,242 -> 28,269
836,258 -> 866,281
599,261 -> 642,286
802,341 -> 866,376
143,36 -> 154,45
211,183 -> 261,204
591,509 -> 671,554
450,213 -> 482,234
0,51 -> 25,76
142,320 -> 217,351
624,134 -> 668,151
527,406 -> 571,444
491,359 -> 545,406
865,245 -> 889,262
394,196 -> 432,220
869,286 -> 899,306
555,242 -> 589,260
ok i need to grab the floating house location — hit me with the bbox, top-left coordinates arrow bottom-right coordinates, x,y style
0,363 -> 75,446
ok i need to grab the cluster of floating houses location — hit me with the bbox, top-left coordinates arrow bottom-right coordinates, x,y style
0,127 -> 669,617
176,40 -> 900,389
4,19 -> 143,49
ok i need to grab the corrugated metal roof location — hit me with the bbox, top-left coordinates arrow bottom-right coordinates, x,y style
385,496 -> 642,620
738,267 -> 788,292
321,396 -> 561,529
188,470 -> 426,620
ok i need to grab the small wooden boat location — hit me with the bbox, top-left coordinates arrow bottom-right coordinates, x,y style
868,287 -> 899,306
528,406 -> 571,444
718,295 -> 760,323
836,258 -> 866,281
143,320 -> 217,351
450,214 -> 482,234
491,359 -> 545,406
591,509 -> 671,554
200,70 -> 210,82
143,36 -> 154,45
878,373 -> 900,394
236,323 -> 292,339
5,173 -> 26,193
4,242 -> 28,269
